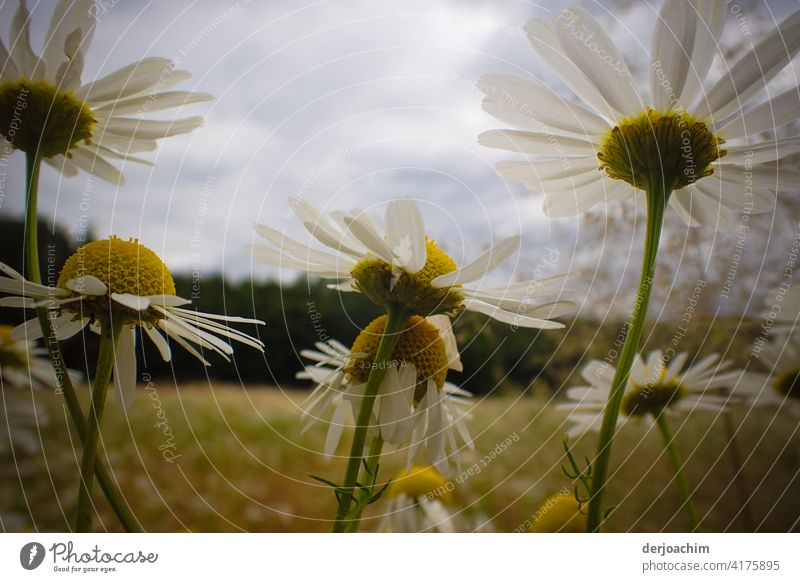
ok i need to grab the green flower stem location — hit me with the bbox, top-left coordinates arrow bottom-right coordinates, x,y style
75,316 -> 123,532
655,414 -> 702,532
23,152 -> 140,532
586,185 -> 668,532
343,435 -> 385,533
332,306 -> 409,533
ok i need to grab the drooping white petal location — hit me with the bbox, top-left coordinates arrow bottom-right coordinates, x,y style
113,326 -> 137,410
69,147 -> 125,185
144,325 -> 171,362
386,199 -> 427,274
431,236 -> 520,288
426,315 -> 462,372
496,158 -> 600,184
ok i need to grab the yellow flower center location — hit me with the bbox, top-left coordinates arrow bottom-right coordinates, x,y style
0,325 -> 26,368
598,108 -> 725,191
529,492 -> 586,533
622,378 -> 687,417
772,369 -> 800,400
351,239 -> 464,317
386,465 -> 453,505
0,79 -> 95,158
58,237 -> 176,298
346,315 -> 449,399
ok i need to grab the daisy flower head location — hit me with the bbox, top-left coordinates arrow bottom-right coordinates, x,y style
560,350 -> 750,437
1,391 -> 47,455
378,465 -> 455,532
250,197 -> 575,328
743,337 -> 800,415
0,324 -> 80,390
528,490 -> 586,533
0,236 -> 264,408
297,314 -> 472,473
478,1 -> 800,228
0,0 -> 212,183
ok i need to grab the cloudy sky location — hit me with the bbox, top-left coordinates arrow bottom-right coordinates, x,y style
1,0 -> 797,288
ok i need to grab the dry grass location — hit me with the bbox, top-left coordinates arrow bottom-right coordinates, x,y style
2,382 -> 798,532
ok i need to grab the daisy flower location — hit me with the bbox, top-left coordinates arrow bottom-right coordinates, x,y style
297,314 -> 472,473
0,236 -> 264,408
1,391 -> 46,455
479,1 -> 800,227
0,0 -> 211,183
0,324 -> 80,390
528,490 -> 586,533
250,197 -> 575,328
378,465 -> 456,533
559,350 -> 750,437
743,337 -> 800,415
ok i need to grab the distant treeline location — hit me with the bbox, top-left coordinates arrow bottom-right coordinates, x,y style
0,217 -> 760,395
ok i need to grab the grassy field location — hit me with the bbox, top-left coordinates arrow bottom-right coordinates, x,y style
2,383 -> 798,532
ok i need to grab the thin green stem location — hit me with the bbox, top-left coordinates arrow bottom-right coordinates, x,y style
586,185 -> 668,532
655,414 -> 702,532
343,435 -> 385,533
23,152 -> 140,532
75,317 -> 122,532
332,307 -> 408,533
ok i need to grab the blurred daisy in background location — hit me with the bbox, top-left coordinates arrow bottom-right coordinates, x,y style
743,338 -> 800,416
0,237 -> 264,408
250,197 -> 575,328
527,490 -> 586,533
479,0 -> 800,228
297,314 -> 472,473
560,350 -> 754,437
377,465 -> 456,532
0,0 -> 211,183
0,324 -> 80,390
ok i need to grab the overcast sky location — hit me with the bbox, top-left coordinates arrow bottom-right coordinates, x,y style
1,0 -> 797,286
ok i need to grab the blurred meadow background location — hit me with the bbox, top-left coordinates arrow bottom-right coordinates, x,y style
2,0 -> 800,532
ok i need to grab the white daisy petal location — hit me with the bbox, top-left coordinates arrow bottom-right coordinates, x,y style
463,299 -> 565,329
478,129 -> 597,156
66,275 -> 107,295
695,10 -> 800,121
41,0 -> 95,85
680,0 -> 726,107
0,37 -> 21,79
719,87 -> 800,139
75,57 -> 175,102
111,293 -> 151,311
386,199 -> 427,273
550,7 -> 642,117
10,1 -> 41,79
650,0 -> 697,111
113,326 -> 137,410
144,325 -> 171,362
431,236 -> 520,288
